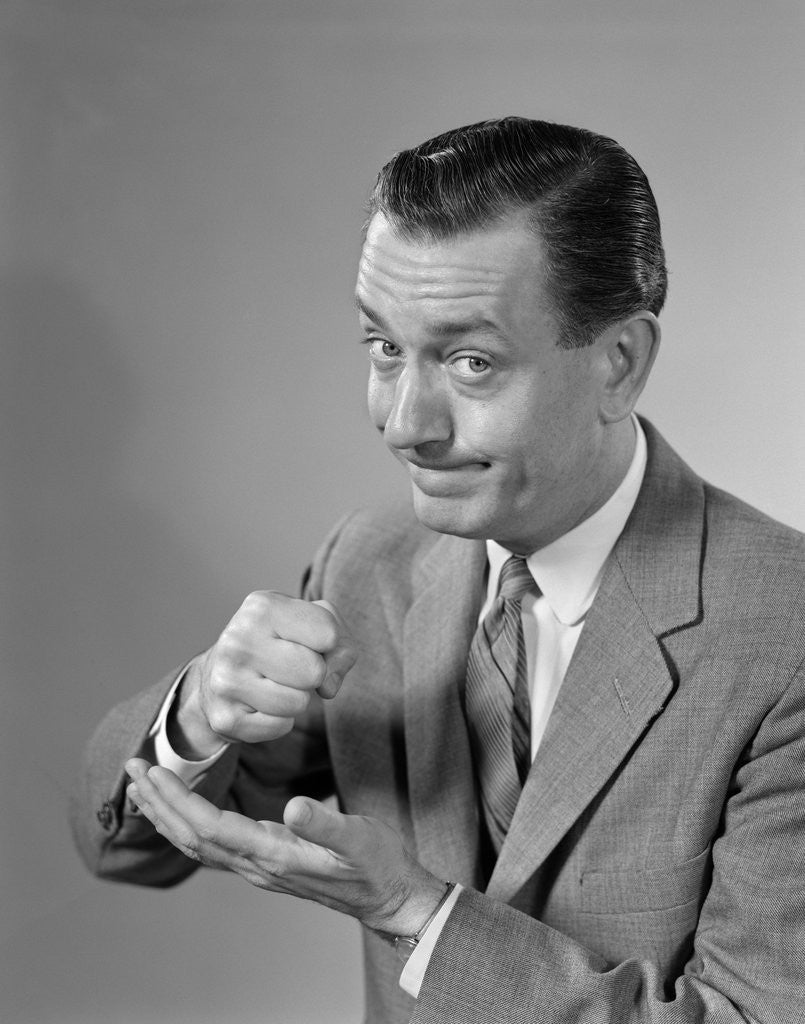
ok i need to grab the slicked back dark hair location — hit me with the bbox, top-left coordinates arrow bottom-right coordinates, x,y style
367,116 -> 668,349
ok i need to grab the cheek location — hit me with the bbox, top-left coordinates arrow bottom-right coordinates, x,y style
474,404 -> 566,496
465,394 -> 540,463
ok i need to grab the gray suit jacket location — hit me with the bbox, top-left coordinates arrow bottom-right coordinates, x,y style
73,421 -> 805,1023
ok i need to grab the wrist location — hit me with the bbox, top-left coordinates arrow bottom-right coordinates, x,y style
373,870 -> 450,939
393,881 -> 456,963
167,659 -> 228,760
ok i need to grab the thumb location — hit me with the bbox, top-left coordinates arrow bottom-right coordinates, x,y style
312,599 -> 357,699
283,797 -> 359,857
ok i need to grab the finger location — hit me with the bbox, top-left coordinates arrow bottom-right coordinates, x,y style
124,758 -> 153,818
125,757 -> 152,781
125,777 -> 197,855
235,675 -> 313,717
126,762 -> 310,891
125,762 -> 220,860
318,644 -> 356,699
141,766 -> 278,856
283,796 -> 364,858
137,764 -> 218,823
312,600 -> 357,699
248,638 -> 327,691
244,592 -> 343,655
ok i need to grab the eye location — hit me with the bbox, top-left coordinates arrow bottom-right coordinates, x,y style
366,339 -> 402,360
451,355 -> 491,378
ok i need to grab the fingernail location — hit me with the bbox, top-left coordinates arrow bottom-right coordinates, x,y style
319,673 -> 340,700
125,760 -> 144,780
294,801 -> 312,826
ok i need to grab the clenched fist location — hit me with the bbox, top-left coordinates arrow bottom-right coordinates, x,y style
168,593 -> 356,758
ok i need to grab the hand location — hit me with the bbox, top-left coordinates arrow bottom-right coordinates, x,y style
172,593 -> 357,758
124,759 -> 446,935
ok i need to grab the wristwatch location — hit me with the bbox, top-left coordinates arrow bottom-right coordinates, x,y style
393,881 -> 456,963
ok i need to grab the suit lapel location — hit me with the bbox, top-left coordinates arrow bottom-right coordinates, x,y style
403,532 -> 487,888
486,560 -> 675,900
487,421 -> 707,902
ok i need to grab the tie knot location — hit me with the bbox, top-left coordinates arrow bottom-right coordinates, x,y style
497,555 -> 537,602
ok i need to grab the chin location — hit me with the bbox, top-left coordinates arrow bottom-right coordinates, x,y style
410,490 -> 493,540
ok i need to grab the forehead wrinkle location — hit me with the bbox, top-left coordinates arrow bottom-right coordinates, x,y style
356,291 -> 504,342
356,275 -> 512,342
356,218 -> 547,340
356,259 -> 510,311
356,275 -> 523,350
359,235 -> 509,290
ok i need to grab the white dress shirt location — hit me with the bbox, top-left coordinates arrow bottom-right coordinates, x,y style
149,418 -> 648,1000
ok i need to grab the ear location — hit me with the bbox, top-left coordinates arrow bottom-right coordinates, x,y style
598,312 -> 661,423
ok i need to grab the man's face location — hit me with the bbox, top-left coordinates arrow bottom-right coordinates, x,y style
356,212 -> 620,553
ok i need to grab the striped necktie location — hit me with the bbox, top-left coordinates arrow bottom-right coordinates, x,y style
465,554 -> 537,852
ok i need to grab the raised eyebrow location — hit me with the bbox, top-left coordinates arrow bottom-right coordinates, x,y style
355,297 -> 390,331
427,317 -> 501,339
355,297 -> 500,340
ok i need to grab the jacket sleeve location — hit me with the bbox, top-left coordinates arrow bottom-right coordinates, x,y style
70,658 -> 334,887
410,659 -> 805,1024
70,663 -> 218,886
68,516 -> 355,887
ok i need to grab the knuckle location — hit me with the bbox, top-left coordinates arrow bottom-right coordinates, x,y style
206,663 -> 233,697
207,706 -> 238,737
241,589 -> 271,615
182,840 -> 201,861
153,820 -> 199,861
175,825 -> 202,858
195,820 -> 217,844
261,857 -> 287,881
242,869 -> 270,888
241,589 -> 284,624
215,631 -> 247,668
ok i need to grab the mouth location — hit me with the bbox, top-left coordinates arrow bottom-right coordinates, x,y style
404,459 -> 489,496
406,459 -> 485,471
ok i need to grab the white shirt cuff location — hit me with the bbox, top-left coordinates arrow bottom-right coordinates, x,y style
148,665 -> 229,786
399,883 -> 463,998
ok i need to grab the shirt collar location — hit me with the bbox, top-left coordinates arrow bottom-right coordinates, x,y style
486,416 -> 648,627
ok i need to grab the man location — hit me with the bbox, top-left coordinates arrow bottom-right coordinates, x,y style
72,117 -> 805,1023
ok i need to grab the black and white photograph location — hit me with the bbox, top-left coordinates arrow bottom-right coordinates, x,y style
2,2 -> 804,1022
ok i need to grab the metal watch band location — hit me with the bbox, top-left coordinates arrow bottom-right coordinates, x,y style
393,881 -> 456,963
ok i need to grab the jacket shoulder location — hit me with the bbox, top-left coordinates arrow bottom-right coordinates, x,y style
702,483 -> 805,635
704,482 -> 805,557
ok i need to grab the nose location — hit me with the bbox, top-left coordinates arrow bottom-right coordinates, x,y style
377,366 -> 452,452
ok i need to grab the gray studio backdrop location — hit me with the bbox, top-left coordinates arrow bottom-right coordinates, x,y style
2,2 -> 803,1023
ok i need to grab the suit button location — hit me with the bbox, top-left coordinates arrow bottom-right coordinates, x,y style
96,801 -> 115,831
